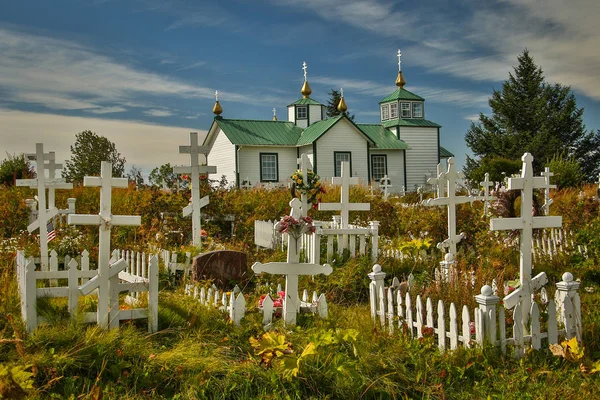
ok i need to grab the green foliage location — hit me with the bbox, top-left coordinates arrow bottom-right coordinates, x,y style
326,88 -> 355,121
464,155 -> 522,185
62,130 -> 126,183
547,153 -> 584,189
465,50 -> 600,182
0,153 -> 35,187
0,364 -> 34,399
148,163 -> 178,189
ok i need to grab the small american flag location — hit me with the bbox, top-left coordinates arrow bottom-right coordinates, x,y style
47,221 -> 56,242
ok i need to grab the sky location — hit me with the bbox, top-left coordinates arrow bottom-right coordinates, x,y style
1,0 -> 600,178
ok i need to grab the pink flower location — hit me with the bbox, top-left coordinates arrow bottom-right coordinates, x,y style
469,321 -> 476,335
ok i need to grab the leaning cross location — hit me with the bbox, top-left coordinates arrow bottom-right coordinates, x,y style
16,144 -> 72,270
427,163 -> 447,198
423,158 -> 472,255
296,153 -> 313,217
541,167 -> 556,215
490,153 -> 562,331
68,161 -> 141,329
479,173 -> 496,216
252,198 -> 332,325
173,132 -> 217,247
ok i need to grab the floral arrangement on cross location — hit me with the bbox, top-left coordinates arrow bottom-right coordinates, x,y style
290,169 -> 325,209
277,215 -> 316,239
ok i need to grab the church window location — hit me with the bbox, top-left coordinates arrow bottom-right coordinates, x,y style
371,155 -> 387,181
297,106 -> 307,119
390,103 -> 398,119
334,152 -> 352,177
260,153 -> 279,181
401,102 -> 411,118
412,103 -> 423,118
381,104 -> 390,120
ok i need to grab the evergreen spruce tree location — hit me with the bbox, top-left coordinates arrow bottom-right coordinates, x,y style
326,89 -> 355,121
464,50 -> 600,183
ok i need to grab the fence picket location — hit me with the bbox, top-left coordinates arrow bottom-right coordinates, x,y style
462,305 -> 471,348
530,302 -> 541,350
449,303 -> 458,350
437,300 -> 446,351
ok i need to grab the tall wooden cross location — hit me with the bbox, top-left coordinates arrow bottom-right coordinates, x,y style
16,144 -> 72,270
479,173 -> 496,216
379,175 -> 392,199
252,198 -> 332,325
24,151 -> 67,209
541,167 -> 556,215
68,161 -> 141,328
427,163 -> 447,198
490,153 -> 562,330
296,153 -> 313,217
173,132 -> 217,247
423,158 -> 472,255
318,161 -> 370,229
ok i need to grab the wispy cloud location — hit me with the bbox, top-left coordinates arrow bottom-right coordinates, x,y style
312,76 -> 490,108
143,109 -> 174,117
87,106 -> 127,114
463,114 -> 481,122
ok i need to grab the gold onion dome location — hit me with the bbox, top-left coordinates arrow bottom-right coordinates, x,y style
273,115 -> 278,121
395,71 -> 406,88
337,96 -> 348,112
301,80 -> 312,98
212,100 -> 223,116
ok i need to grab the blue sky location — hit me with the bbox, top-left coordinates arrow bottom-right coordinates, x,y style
1,0 -> 599,175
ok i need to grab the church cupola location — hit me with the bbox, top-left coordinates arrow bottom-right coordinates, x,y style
287,61 -> 326,128
337,87 -> 348,113
379,49 -> 426,135
272,108 -> 278,121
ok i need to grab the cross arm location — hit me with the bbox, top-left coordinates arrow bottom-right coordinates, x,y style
532,216 -> 562,229
318,203 -> 342,211
84,176 -> 128,188
79,258 -> 128,295
179,145 -> 211,154
68,214 -> 102,226
27,208 -> 59,232
490,217 -> 523,231
251,262 -> 333,276
111,215 -> 142,226
348,204 -> 371,211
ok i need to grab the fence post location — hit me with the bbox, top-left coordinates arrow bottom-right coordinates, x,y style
556,272 -> 581,341
24,259 -> 37,332
311,221 -> 322,264
475,285 -> 499,346
367,264 -> 386,320
369,221 -> 379,262
148,256 -> 159,333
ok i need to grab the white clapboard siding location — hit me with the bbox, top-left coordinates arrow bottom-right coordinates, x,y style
206,129 -> 236,186
238,146 -> 298,186
399,126 -> 438,190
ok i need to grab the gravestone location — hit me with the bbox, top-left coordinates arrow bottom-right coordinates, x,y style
192,250 -> 249,288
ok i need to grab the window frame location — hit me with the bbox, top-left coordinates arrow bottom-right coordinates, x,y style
380,104 -> 390,121
334,151 -> 352,177
389,102 -> 398,119
401,102 -> 411,118
371,154 -> 388,181
259,152 -> 279,182
296,106 -> 307,120
412,102 -> 423,118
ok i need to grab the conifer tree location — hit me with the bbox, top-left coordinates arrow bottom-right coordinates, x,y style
326,89 -> 355,121
464,50 -> 600,182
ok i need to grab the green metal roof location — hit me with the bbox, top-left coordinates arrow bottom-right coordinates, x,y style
439,146 -> 454,158
379,88 -> 424,103
296,115 -> 342,145
287,97 -> 323,106
356,124 -> 408,149
382,118 -> 441,128
215,118 -> 302,145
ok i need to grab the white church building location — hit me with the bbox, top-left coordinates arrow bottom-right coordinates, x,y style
202,56 -> 452,192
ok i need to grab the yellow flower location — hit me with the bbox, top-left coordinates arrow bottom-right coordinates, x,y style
297,179 -> 302,184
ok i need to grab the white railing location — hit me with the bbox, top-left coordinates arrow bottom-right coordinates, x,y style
184,283 -> 246,326
16,249 -> 158,333
368,265 -> 581,358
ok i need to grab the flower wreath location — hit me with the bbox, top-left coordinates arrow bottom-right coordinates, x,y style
290,169 -> 325,207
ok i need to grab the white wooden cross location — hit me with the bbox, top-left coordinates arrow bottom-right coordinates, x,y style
302,61 -> 308,81
379,175 -> 392,199
319,161 -> 370,229
423,158 -> 472,255
397,48 -> 402,71
479,173 -> 496,216
427,163 -> 447,198
173,132 -> 217,248
68,161 -> 141,329
24,151 -> 69,210
490,153 -> 562,330
252,198 -> 332,325
17,144 -> 73,270
296,153 -> 313,217
541,167 -> 556,215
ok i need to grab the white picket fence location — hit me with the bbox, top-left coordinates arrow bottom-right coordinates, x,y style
254,218 -> 379,263
16,249 -> 158,333
184,283 -> 246,326
159,249 -> 192,275
183,283 -> 328,327
368,265 -> 581,358
532,228 -> 588,262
